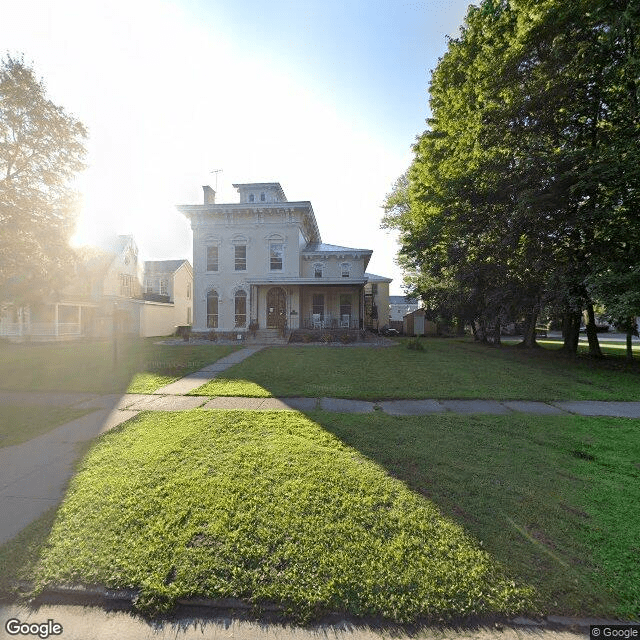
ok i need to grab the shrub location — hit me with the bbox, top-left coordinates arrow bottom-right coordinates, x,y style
321,333 -> 333,343
340,332 -> 354,344
302,333 -> 313,343
406,337 -> 424,351
208,331 -> 217,342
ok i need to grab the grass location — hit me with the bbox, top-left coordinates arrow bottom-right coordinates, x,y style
189,339 -> 640,400
0,338 -> 239,394
316,411 -> 639,620
30,410 -> 535,623
0,406 -> 94,447
27,408 -> 639,622
0,508 -> 59,594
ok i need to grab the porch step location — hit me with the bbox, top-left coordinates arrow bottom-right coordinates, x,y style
246,329 -> 289,345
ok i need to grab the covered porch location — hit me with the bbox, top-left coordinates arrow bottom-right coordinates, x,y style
247,280 -> 366,333
0,302 -> 98,341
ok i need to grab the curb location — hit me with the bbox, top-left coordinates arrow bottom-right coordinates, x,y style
10,583 -> 638,629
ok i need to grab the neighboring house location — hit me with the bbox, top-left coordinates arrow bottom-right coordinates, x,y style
177,182 -> 392,335
389,296 -> 420,323
0,235 -> 193,340
142,260 -> 193,333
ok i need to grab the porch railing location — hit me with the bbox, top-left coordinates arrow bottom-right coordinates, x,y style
0,322 -> 82,337
301,315 -> 359,330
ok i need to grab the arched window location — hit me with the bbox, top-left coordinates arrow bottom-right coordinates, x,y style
234,290 -> 247,328
314,263 -> 323,278
207,290 -> 218,328
248,194 -> 255,202
260,192 -> 266,202
341,262 -> 350,278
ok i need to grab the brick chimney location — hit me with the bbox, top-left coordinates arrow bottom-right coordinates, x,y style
202,185 -> 216,204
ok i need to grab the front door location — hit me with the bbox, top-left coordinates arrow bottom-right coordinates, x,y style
266,287 -> 286,328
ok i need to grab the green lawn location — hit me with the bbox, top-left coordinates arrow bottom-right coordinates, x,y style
0,406 -> 94,447
0,339 -> 239,394
189,339 -> 640,400
25,408 -> 639,622
31,409 -> 534,623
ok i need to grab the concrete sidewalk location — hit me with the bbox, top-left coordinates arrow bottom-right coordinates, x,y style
0,408 -> 137,545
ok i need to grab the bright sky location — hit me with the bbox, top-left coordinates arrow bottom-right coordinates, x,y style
2,0 -> 472,295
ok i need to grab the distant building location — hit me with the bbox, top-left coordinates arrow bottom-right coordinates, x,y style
389,296 -> 420,322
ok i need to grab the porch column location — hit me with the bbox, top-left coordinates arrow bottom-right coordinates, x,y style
78,305 -> 82,336
54,303 -> 59,337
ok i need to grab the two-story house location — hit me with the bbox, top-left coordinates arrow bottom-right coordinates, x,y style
177,182 -> 390,336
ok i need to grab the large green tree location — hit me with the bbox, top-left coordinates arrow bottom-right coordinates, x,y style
0,55 -> 87,305
385,0 -> 640,355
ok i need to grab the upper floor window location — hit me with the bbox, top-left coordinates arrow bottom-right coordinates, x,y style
119,273 -> 134,297
145,279 -> 153,294
314,263 -> 323,278
341,262 -> 350,278
371,283 -> 378,294
160,279 -> 168,295
235,245 -> 247,271
260,192 -> 266,202
270,243 -> 283,271
207,246 -> 219,272
249,194 -> 255,202
187,283 -> 191,300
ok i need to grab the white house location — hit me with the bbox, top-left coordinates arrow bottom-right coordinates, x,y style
177,182 -> 391,335
0,236 -> 193,340
389,296 -> 420,323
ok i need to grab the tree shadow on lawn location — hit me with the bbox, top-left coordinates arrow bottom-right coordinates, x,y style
302,409 -> 629,620
0,337 -> 238,394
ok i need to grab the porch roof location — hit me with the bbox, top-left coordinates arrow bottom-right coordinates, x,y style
245,277 -> 367,286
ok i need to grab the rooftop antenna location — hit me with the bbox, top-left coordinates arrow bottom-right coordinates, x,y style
210,169 -> 223,192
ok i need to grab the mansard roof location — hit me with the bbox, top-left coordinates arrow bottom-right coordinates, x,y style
303,242 -> 372,254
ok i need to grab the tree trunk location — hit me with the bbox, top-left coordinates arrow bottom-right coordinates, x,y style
562,311 -> 581,354
471,320 -> 479,341
627,330 -> 633,362
476,318 -> 488,343
584,303 -> 603,358
520,305 -> 539,348
492,317 -> 501,346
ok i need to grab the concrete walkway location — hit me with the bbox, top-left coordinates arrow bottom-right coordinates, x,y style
152,346 -> 266,395
0,408 -> 137,545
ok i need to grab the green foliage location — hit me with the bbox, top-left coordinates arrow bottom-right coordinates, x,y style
385,0 -> 640,352
0,55 -> 88,304
406,337 -> 424,351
